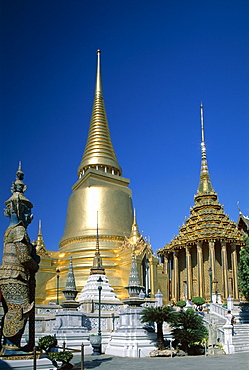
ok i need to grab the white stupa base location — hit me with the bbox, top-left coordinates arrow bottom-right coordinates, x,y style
105,329 -> 157,357
105,306 -> 157,357
53,332 -> 93,355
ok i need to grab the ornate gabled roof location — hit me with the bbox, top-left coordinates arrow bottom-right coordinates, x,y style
158,104 -> 244,255
238,212 -> 249,235
36,220 -> 49,257
78,50 -> 122,178
120,209 -> 154,256
129,208 -> 141,244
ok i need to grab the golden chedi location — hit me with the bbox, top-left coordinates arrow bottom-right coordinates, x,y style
38,50 -> 135,303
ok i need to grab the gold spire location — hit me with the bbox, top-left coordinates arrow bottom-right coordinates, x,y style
90,212 -> 105,275
157,103 -> 244,254
129,208 -> 141,243
36,220 -> 49,257
198,103 -> 213,193
78,49 -> 122,178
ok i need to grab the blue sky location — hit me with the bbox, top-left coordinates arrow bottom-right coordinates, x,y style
0,0 -> 248,255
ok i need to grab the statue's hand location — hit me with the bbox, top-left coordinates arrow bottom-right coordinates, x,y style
31,244 -> 41,265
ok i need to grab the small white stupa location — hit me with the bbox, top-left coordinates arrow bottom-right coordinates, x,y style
77,214 -> 122,313
105,248 -> 157,357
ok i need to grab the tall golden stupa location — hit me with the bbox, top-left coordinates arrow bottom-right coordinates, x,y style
36,50 -> 161,304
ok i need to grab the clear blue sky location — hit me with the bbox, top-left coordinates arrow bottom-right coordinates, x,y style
0,0 -> 248,255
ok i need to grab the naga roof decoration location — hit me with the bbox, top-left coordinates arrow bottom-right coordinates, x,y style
238,212 -> 249,235
158,104 -> 244,256
120,209 -> 153,254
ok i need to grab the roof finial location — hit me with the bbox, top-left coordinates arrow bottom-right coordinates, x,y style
133,208 -> 137,225
38,219 -> 42,235
96,49 -> 102,93
200,102 -> 205,143
90,211 -> 105,275
197,103 -> 213,193
129,208 -> 141,243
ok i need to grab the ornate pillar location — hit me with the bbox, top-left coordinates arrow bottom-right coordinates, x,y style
221,242 -> 229,298
149,255 -> 158,297
209,240 -> 216,279
231,245 -> 239,300
186,247 -> 192,300
173,251 -> 179,302
197,242 -> 204,298
163,253 -> 170,302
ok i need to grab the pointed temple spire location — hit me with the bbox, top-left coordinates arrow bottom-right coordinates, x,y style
36,220 -> 49,257
157,103 -> 244,255
90,211 -> 105,275
127,249 -> 141,289
124,249 -> 144,305
198,103 -> 213,193
129,208 -> 141,243
61,256 -> 79,308
38,219 -> 42,235
65,256 -> 77,291
78,49 -> 122,178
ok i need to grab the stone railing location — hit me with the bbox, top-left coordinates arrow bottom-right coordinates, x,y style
209,303 -> 227,320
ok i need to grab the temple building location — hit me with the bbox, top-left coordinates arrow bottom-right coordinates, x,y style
157,104 -> 244,304
35,50 -> 162,304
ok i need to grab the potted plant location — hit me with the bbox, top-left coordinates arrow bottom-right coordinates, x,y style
89,334 -> 102,355
48,351 -> 73,370
37,335 -> 73,369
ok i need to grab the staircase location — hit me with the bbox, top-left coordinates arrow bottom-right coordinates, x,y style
232,324 -> 249,353
205,304 -> 249,353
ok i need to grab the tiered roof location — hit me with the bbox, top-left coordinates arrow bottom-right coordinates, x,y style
158,104 -> 244,255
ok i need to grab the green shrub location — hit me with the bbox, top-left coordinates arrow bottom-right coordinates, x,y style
140,306 -> 177,350
176,300 -> 186,308
37,335 -> 57,352
169,308 -> 208,353
48,350 -> 73,364
192,297 -> 205,307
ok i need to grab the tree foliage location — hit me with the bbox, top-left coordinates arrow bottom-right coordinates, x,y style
168,308 -> 208,353
37,335 -> 57,352
176,300 -> 186,308
238,235 -> 249,301
192,297 -> 205,307
140,306 -> 177,350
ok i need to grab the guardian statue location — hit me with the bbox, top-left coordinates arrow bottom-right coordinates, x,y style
0,163 -> 39,355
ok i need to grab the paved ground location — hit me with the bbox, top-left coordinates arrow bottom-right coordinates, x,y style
72,352 -> 249,370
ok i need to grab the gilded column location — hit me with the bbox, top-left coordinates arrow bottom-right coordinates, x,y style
209,241 -> 215,276
197,242 -> 204,298
163,253 -> 170,302
173,251 -> 179,302
231,244 -> 239,300
186,247 -> 192,300
149,256 -> 158,297
221,242 -> 229,298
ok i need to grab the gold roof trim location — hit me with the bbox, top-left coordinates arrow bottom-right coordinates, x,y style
59,234 -> 125,248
